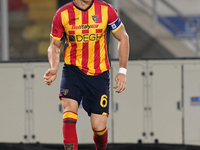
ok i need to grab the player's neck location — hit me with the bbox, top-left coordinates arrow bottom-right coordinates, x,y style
74,0 -> 93,9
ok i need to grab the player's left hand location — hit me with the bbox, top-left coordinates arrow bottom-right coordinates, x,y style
113,73 -> 126,93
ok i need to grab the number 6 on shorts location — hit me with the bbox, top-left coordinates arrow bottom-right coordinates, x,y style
100,94 -> 108,108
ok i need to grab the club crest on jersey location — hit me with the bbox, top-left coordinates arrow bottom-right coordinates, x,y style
92,15 -> 98,23
64,144 -> 74,150
63,89 -> 69,96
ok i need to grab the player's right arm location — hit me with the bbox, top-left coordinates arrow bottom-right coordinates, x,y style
44,7 -> 64,85
43,37 -> 62,85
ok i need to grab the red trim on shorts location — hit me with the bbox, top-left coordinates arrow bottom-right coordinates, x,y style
59,94 -> 63,100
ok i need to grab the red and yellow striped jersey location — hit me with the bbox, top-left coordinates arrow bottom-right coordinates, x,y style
50,0 -> 122,75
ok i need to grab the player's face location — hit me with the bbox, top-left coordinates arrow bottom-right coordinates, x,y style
75,0 -> 92,7
81,0 -> 92,3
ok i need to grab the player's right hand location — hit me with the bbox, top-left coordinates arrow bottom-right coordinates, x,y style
43,68 -> 57,86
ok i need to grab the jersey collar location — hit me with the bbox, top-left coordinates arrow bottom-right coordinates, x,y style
73,0 -> 94,12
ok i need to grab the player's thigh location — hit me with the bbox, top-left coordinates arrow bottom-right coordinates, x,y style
61,97 -> 79,113
90,113 -> 108,131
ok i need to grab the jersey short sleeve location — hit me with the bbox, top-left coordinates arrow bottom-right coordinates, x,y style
107,5 -> 122,33
50,11 -> 65,41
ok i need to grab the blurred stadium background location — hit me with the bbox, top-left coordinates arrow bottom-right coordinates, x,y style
1,0 -> 200,150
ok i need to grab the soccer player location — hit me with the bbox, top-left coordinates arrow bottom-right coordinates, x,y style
43,0 -> 129,150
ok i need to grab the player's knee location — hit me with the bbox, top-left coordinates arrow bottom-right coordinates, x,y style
91,114 -> 107,131
91,121 -> 107,132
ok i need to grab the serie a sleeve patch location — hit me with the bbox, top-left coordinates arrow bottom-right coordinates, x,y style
108,17 -> 122,32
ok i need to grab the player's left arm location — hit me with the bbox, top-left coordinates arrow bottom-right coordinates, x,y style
112,24 -> 130,93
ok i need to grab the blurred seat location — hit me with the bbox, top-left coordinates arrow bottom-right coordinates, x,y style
22,0 -> 57,56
